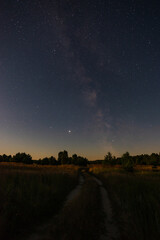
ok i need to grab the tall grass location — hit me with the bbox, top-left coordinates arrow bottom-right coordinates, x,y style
0,163 -> 78,239
92,167 -> 160,240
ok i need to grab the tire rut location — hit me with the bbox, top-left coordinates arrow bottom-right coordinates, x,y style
26,173 -> 85,240
92,175 -> 120,240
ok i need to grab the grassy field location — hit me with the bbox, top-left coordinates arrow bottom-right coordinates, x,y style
90,165 -> 160,240
0,163 -> 79,240
1,162 -> 160,240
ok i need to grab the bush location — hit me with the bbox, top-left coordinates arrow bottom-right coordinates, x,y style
122,152 -> 134,172
103,152 -> 115,165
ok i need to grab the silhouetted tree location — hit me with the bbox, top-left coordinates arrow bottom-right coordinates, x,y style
72,154 -> 78,164
150,153 -> 159,167
0,154 -> 12,162
37,156 -> 57,165
49,156 -> 57,165
41,157 -> 50,165
77,156 -> 88,166
13,152 -> 32,164
122,152 -> 134,171
58,150 -> 69,164
103,152 -> 115,165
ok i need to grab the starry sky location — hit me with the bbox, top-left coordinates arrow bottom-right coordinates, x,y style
0,0 -> 160,160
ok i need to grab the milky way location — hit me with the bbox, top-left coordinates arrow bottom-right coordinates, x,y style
0,0 -> 160,159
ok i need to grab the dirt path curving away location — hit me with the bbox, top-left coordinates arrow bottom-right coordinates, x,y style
26,172 -> 120,240
92,176 -> 120,240
26,173 -> 85,240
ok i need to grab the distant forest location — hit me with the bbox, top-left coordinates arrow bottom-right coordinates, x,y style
92,152 -> 160,171
0,151 -> 88,166
0,151 -> 160,168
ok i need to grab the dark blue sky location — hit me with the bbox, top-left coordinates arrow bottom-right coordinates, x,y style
0,0 -> 160,159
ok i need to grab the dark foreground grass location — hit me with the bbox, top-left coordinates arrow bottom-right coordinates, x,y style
48,174 -> 104,240
0,163 -> 78,240
92,167 -> 160,240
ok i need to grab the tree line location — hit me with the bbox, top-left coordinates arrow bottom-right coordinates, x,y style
1,151 -> 160,170
0,150 -> 88,166
90,152 -> 160,171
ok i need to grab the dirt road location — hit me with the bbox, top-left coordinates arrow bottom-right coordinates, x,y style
26,169 -> 120,240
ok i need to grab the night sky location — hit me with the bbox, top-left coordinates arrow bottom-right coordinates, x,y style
0,0 -> 160,160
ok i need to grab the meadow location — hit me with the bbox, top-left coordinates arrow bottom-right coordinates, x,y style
90,165 -> 160,240
0,163 -> 79,240
1,162 -> 160,240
